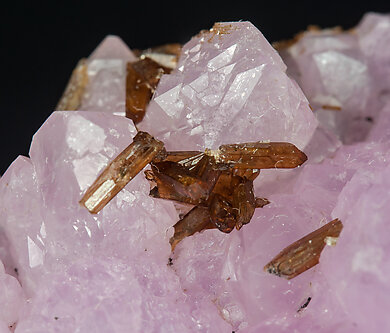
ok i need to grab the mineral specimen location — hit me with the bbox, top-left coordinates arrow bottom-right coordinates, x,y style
1,13 -> 390,333
126,58 -> 171,124
264,218 -> 343,279
80,131 -> 165,213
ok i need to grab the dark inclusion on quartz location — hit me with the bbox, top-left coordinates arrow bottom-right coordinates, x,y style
80,132 -> 308,251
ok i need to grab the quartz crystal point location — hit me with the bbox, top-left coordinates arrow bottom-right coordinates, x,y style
80,131 -> 165,214
278,13 -> 390,144
1,111 -> 233,331
139,22 -> 318,153
78,35 -> 137,115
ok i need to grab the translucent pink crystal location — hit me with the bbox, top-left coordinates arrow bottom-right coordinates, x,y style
140,22 -> 318,151
279,13 -> 390,144
78,36 -> 137,115
1,15 -> 390,332
0,260 -> 25,328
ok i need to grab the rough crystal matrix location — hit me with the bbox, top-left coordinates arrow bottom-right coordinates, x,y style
1,14 -> 390,333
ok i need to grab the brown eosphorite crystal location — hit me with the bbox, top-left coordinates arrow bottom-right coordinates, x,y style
126,58 -> 171,124
56,58 -> 88,111
79,131 -> 165,214
264,218 -> 343,279
80,132 -> 308,250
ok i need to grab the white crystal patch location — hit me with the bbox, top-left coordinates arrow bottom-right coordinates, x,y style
66,115 -> 107,156
27,236 -> 44,268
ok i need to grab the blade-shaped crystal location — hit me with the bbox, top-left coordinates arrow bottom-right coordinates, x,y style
147,155 -> 221,205
264,218 -> 343,279
207,142 -> 307,169
126,58 -> 170,124
232,179 -> 256,230
170,206 -> 215,251
56,59 -> 88,111
80,131 -> 165,213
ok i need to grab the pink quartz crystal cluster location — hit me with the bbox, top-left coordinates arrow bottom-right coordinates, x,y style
1,13 -> 390,332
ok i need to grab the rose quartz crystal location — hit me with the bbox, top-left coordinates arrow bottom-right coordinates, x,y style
279,12 -> 390,144
79,36 -> 137,115
140,22 -> 318,151
1,15 -> 390,332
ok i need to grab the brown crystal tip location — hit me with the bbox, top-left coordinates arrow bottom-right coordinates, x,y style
264,218 -> 343,279
56,58 -> 88,111
80,131 -> 165,214
206,142 -> 307,169
126,58 -> 171,124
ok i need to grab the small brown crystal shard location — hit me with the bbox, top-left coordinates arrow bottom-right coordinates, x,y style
255,197 -> 270,208
207,142 -> 307,169
170,206 -> 215,251
147,155 -> 221,205
126,58 -> 171,124
56,58 -> 88,110
232,179 -> 256,230
264,218 -> 343,279
80,132 -> 165,214
209,194 -> 237,233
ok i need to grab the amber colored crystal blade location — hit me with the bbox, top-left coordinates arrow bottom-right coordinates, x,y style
170,206 -> 215,251
208,194 -> 237,233
153,151 -> 203,164
232,179 -> 256,230
147,156 -> 221,205
56,58 -> 88,111
207,142 -> 307,169
264,218 -> 343,279
126,58 -> 170,124
80,132 -> 165,214
148,168 -> 208,205
211,172 -> 242,202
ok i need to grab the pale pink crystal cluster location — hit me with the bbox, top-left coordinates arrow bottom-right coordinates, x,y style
1,13 -> 390,332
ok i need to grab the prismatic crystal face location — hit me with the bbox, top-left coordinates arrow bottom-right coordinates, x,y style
2,15 -> 390,333
139,22 -> 318,151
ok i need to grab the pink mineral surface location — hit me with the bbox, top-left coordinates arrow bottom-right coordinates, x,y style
1,14 -> 390,332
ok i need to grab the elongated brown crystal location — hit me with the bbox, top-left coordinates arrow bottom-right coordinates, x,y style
147,155 -> 221,205
153,151 -> 203,164
209,194 -> 236,233
207,142 -> 307,169
56,58 -> 88,110
232,179 -> 256,230
264,218 -> 343,279
80,132 -> 165,214
126,58 -> 170,124
170,206 -> 215,251
211,172 -> 242,201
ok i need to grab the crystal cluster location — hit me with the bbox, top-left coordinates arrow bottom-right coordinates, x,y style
1,13 -> 390,332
